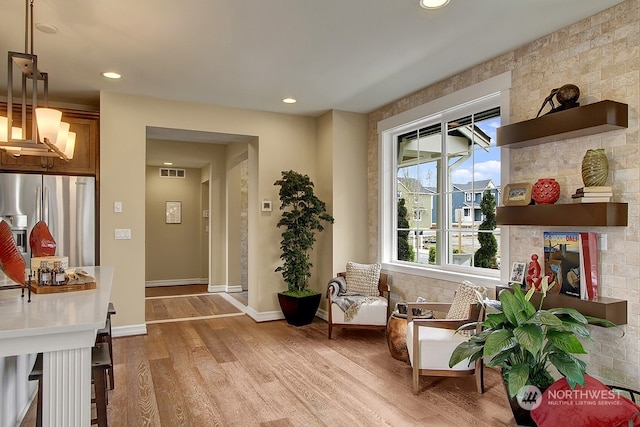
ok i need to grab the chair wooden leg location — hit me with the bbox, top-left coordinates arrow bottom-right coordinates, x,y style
93,367 -> 108,427
28,353 -> 43,427
412,365 -> 420,395
91,343 -> 111,427
35,375 -> 43,427
328,321 -> 333,339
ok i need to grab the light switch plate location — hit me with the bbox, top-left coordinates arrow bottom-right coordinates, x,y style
114,229 -> 131,240
114,202 -> 122,213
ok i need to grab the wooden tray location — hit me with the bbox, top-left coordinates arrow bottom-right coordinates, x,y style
30,281 -> 96,294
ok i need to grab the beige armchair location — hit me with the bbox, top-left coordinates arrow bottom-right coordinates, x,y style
406,281 -> 486,394
326,264 -> 390,339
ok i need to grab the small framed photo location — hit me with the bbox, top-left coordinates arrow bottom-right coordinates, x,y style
261,200 -> 272,212
503,182 -> 532,206
165,201 -> 182,224
509,262 -> 527,284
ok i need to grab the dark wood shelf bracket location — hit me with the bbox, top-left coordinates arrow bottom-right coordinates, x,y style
497,203 -> 628,227
497,100 -> 628,148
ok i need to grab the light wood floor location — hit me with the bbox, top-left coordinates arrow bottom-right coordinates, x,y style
19,315 -> 516,426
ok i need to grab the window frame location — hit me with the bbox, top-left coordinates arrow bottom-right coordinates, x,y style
377,72 -> 512,287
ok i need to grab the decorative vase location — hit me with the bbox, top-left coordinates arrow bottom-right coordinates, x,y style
581,149 -> 608,187
531,178 -> 560,205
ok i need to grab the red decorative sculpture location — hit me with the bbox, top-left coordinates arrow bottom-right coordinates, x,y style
29,221 -> 57,257
0,220 -> 27,286
526,254 -> 542,291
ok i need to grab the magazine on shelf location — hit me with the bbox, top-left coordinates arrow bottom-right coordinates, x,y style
543,231 -> 583,298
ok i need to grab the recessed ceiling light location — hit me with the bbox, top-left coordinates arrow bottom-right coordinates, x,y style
102,71 -> 122,79
419,0 -> 450,9
35,23 -> 58,34
163,162 -> 173,166
282,98 -> 297,104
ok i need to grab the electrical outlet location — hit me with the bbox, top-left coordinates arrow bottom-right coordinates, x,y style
114,229 -> 131,240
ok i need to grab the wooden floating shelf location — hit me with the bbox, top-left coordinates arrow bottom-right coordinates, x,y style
496,203 -> 628,227
496,285 -> 627,326
497,100 -> 628,148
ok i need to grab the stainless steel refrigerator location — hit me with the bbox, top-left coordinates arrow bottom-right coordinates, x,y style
0,173 -> 96,284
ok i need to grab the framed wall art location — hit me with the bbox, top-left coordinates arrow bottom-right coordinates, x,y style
509,261 -> 527,285
165,201 -> 182,224
503,182 -> 532,206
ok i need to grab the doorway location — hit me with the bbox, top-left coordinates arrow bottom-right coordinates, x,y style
144,127 -> 251,322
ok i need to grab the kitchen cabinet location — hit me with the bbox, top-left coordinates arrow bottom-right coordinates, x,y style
496,100 -> 628,227
0,104 -> 99,176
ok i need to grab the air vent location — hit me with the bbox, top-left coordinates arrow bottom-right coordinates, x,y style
159,168 -> 186,178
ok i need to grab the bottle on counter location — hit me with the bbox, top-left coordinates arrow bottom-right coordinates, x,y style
53,261 -> 66,286
38,261 -> 51,286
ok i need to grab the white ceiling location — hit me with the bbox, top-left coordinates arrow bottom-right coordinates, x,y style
0,0 -> 625,119
1,0 -> 626,168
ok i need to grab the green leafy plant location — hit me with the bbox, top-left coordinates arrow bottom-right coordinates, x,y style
449,278 -> 617,397
397,198 -> 414,262
274,170 -> 334,296
474,190 -> 498,268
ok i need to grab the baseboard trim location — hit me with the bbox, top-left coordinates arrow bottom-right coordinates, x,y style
145,279 -> 207,287
316,307 -> 328,321
218,293 -> 284,322
208,284 -> 227,292
112,324 -> 147,337
226,285 -> 243,293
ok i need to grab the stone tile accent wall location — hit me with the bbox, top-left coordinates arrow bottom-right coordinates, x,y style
368,0 -> 639,389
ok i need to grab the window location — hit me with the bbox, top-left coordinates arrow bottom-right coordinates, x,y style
379,73 -> 510,281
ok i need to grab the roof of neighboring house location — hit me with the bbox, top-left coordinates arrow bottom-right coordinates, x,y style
397,177 -> 436,195
453,179 -> 497,192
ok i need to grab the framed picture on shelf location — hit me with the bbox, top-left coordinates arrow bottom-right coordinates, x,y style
503,182 -> 532,206
509,262 -> 527,284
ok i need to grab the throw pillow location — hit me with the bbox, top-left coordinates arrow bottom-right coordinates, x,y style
445,280 -> 486,319
531,374 -> 640,427
345,262 -> 381,297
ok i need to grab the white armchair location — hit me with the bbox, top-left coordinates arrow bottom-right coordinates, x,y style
326,262 -> 390,339
405,281 -> 486,394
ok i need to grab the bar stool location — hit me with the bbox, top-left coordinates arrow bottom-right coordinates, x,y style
96,302 -> 116,390
29,343 -> 112,427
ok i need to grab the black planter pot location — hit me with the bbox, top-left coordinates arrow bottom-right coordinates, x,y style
502,373 -> 547,427
277,292 -> 321,326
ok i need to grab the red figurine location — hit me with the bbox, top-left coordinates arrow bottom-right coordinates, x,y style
526,254 -> 542,291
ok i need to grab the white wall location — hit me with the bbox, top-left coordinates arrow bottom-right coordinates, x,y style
100,92 -> 322,327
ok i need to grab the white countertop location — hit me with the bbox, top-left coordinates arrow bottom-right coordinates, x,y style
0,266 -> 113,357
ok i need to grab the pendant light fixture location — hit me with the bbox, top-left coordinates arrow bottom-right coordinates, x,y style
0,0 -> 74,161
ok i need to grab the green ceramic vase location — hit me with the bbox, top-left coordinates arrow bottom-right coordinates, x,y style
581,149 -> 608,187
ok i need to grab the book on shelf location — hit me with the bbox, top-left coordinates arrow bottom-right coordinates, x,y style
572,192 -> 613,198
572,196 -> 612,203
543,231 -> 599,300
575,186 -> 612,194
579,232 -> 599,301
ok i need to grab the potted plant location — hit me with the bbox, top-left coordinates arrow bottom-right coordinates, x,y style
449,278 -> 616,426
274,170 -> 334,326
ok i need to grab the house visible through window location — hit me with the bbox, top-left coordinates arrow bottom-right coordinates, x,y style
384,94 -> 502,276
